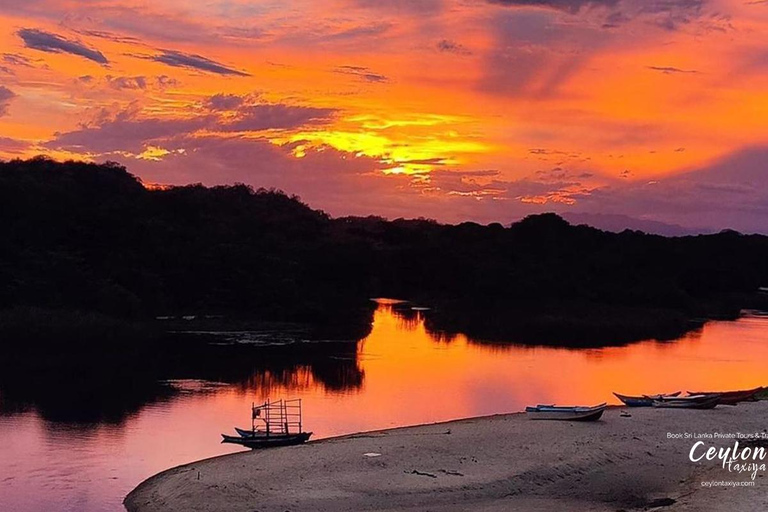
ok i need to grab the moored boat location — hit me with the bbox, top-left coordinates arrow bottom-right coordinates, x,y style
685,386 -> 764,405
525,403 -> 606,421
613,391 -> 681,407
652,394 -> 720,409
222,398 -> 312,449
222,431 -> 312,448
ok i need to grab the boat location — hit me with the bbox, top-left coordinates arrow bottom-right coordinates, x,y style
221,398 -> 312,449
525,403 -> 606,421
222,432 -> 313,448
652,394 -> 720,409
613,391 -> 681,407
685,386 -> 764,405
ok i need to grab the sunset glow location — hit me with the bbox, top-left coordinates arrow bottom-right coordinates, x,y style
1,0 -> 768,229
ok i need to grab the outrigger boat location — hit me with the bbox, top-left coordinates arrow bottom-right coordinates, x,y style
685,386 -> 764,405
652,394 -> 720,409
222,398 -> 312,449
613,391 -> 681,407
525,403 -> 606,421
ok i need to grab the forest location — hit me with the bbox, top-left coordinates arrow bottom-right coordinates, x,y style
2,157 -> 767,351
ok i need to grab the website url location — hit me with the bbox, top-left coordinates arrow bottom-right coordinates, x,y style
701,481 -> 755,488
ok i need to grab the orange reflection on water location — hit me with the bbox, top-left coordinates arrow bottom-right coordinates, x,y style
2,301 -> 767,512
221,302 -> 768,438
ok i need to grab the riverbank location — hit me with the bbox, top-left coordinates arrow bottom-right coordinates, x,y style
125,402 -> 768,512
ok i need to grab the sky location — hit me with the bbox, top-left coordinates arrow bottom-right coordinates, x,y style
0,0 -> 767,231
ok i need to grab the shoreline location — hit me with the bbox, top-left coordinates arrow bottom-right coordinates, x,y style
125,402 -> 768,512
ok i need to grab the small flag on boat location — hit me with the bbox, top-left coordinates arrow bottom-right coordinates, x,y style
253,407 -> 261,419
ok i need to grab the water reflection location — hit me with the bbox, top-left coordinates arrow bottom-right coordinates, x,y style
1,301 -> 767,512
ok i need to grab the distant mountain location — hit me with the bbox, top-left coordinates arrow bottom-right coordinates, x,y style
561,212 -> 713,237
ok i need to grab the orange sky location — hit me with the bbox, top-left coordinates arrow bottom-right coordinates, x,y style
1,0 -> 767,230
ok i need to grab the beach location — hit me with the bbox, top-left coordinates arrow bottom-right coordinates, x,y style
125,402 -> 768,512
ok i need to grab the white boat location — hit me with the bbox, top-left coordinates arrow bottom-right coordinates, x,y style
525,403 -> 606,421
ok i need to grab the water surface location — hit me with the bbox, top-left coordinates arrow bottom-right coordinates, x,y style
1,301 -> 767,511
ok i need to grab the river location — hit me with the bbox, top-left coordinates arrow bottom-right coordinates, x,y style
1,299 -> 766,511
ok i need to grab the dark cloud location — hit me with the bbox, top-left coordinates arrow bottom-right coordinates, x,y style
48,116 -> 214,154
352,0 -> 444,14
17,28 -> 108,65
206,94 -> 246,111
569,146 -> 768,233
437,40 -> 472,55
479,9 -> 611,97
334,65 -> 388,83
487,0 -> 710,32
103,75 -> 179,90
225,104 -> 337,131
150,50 -> 250,77
0,136 -> 31,154
647,65 -> 699,74
487,0 -> 619,13
2,53 -> 35,68
0,85 -> 16,117
46,97 -> 337,154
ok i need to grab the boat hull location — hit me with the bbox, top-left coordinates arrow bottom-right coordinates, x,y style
614,392 -> 680,407
222,432 -> 312,448
525,404 -> 606,421
686,387 -> 763,405
652,396 -> 720,409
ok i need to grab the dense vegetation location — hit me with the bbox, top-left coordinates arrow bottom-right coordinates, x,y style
2,157 -> 767,348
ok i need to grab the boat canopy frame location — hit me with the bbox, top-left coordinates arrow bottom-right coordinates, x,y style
251,398 -> 303,436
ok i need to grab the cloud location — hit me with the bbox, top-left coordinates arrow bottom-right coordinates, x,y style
479,9 -> 611,97
334,65 -> 388,83
225,104 -> 337,131
0,86 -> 16,116
486,0 -> 619,13
647,65 -> 699,74
45,96 -> 338,154
486,0 -> 710,32
2,53 -> 35,68
104,75 -> 179,90
149,50 -> 249,76
351,0 -> 444,14
17,28 -> 108,65
205,94 -> 246,111
569,146 -> 768,233
0,136 -> 31,154
437,40 -> 472,55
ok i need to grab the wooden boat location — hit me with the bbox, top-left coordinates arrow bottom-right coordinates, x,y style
222,432 -> 312,448
525,403 -> 606,421
652,394 -> 720,409
613,391 -> 681,407
222,398 -> 312,449
685,386 -> 764,405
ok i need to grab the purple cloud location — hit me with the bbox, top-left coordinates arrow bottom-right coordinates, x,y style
225,104 -> 337,131
0,85 -> 16,116
17,28 -> 108,65
150,50 -> 249,76
334,66 -> 389,83
487,0 -> 619,13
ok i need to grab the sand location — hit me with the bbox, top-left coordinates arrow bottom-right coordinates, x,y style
125,402 -> 768,512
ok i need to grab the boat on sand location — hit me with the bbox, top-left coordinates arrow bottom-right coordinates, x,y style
652,395 -> 720,409
525,403 -> 606,421
613,391 -> 681,407
685,386 -> 764,405
222,398 -> 312,449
